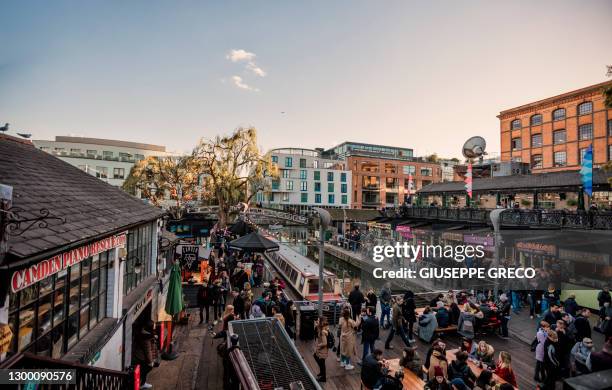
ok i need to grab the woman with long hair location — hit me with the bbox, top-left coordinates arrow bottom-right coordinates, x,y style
494,351 -> 517,387
338,307 -> 358,370
473,340 -> 495,365
313,316 -> 329,382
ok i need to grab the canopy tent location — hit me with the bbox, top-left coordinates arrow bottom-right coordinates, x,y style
228,232 -> 280,253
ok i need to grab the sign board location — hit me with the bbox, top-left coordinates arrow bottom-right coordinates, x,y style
395,225 -> 413,239
10,232 -> 127,293
516,241 -> 556,256
463,234 -> 495,247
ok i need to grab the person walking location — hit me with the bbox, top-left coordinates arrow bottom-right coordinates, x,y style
338,307 -> 358,370
132,321 -> 158,390
361,306 -> 380,362
313,316 -> 330,382
348,285 -> 365,321
401,290 -> 417,341
385,297 -> 411,349
379,283 -> 392,329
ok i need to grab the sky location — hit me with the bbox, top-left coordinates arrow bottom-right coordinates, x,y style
1,1 -> 611,159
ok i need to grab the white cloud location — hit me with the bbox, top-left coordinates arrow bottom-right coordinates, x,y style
226,49 -> 256,63
231,75 -> 259,92
226,48 -> 266,77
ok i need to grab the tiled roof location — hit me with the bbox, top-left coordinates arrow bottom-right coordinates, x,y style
0,135 -> 164,262
418,169 -> 612,194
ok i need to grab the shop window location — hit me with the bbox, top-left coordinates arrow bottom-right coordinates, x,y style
124,223 -> 154,295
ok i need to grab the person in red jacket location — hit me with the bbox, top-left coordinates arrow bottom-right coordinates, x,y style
493,351 -> 517,388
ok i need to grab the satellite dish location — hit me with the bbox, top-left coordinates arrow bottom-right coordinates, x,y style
462,136 -> 487,159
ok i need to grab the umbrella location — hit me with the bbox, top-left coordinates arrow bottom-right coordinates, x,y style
228,232 -> 279,253
229,219 -> 253,236
165,262 -> 184,316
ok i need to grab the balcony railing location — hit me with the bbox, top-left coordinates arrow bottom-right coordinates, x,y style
0,352 -> 134,390
50,151 -> 138,163
398,207 -> 612,230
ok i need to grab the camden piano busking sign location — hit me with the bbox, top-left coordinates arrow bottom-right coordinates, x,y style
10,232 -> 127,293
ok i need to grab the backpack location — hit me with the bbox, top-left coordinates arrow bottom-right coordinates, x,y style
326,330 -> 335,349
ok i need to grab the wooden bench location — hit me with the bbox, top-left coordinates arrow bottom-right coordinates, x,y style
433,325 -> 458,335
387,359 -> 425,389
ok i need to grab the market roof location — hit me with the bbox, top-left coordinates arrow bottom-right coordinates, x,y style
322,208 -> 382,222
0,134 -> 164,262
418,169 -> 612,195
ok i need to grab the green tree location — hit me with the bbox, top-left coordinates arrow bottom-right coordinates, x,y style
122,155 -> 200,219
193,127 -> 277,227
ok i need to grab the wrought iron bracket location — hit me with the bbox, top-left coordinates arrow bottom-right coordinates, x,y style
0,207 -> 66,236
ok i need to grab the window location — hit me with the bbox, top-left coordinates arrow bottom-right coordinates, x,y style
314,171 -> 320,180
530,114 -> 543,126
315,194 -> 321,203
124,223 -> 154,294
554,151 -> 567,167
300,170 -> 307,179
511,119 -> 521,130
282,193 -> 289,202
313,160 -> 319,168
7,251 -> 110,358
272,180 -> 280,190
610,144 -> 612,160
362,176 -> 379,189
402,165 -> 416,175
327,172 -> 334,181
285,157 -> 293,167
341,195 -> 348,205
328,194 -> 335,204
113,168 -> 125,179
420,168 -> 432,176
553,129 -> 566,144
95,166 -> 108,179
608,120 -> 612,136
579,123 -> 593,140
361,161 -> 378,173
511,138 -> 522,150
134,154 -> 144,161
314,182 -> 321,192
299,158 -> 306,168
552,108 -> 565,121
341,183 -> 347,193
285,180 -> 293,190
70,148 -> 81,154
282,169 -> 290,178
327,183 -> 334,192
385,177 -> 397,189
340,172 -> 347,182
301,193 -> 308,203
531,154 -> 543,169
102,151 -> 113,159
300,181 -> 307,191
384,163 -> 396,174
54,147 -> 65,152
271,155 -> 278,163
578,102 -> 592,116
514,157 -> 522,163
531,133 -> 542,147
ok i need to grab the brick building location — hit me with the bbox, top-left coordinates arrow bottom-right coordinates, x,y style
323,142 -> 442,209
499,80 -> 612,172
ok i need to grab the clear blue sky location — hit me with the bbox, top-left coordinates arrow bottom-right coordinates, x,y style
1,1 -> 611,158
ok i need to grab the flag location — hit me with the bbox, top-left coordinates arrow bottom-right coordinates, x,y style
408,174 -> 415,194
464,163 -> 473,198
580,144 -> 593,196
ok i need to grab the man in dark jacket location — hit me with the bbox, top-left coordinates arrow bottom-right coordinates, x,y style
497,294 -> 511,338
597,287 -> 611,310
360,349 -> 385,389
563,294 -> 578,317
589,338 -> 612,373
348,285 -> 365,321
448,351 -> 475,387
361,306 -> 380,362
231,288 -> 245,319
573,308 -> 592,342
402,291 -> 417,341
198,282 -> 212,324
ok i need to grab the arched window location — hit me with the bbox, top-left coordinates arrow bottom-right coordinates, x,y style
578,102 -> 593,116
530,114 -> 543,126
552,108 -> 566,121
511,119 -> 521,130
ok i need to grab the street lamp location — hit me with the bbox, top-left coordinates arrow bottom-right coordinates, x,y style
312,207 -> 331,318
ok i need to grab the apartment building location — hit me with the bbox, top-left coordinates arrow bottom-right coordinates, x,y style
324,142 -> 442,209
256,148 -> 352,214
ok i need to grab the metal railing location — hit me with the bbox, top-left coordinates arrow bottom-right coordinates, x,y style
397,206 -> 612,229
0,352 -> 134,390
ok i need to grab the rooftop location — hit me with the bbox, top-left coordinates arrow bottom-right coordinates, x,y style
0,134 -> 164,265
37,136 -> 167,152
418,168 -> 612,194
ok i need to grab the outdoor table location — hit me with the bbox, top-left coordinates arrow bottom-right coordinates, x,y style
387,358 -> 426,389
446,349 -> 518,390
